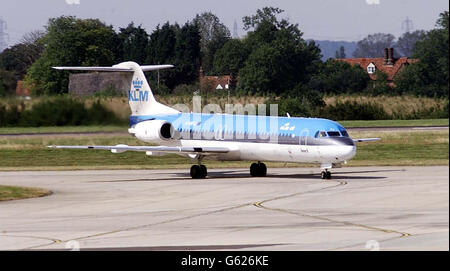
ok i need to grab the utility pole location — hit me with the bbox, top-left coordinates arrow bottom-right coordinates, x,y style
401,16 -> 414,33
233,19 -> 238,39
157,61 -> 160,91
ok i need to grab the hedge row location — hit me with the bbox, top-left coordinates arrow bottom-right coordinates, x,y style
273,98 -> 449,121
0,97 -> 125,127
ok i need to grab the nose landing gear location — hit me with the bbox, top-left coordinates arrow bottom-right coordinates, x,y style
321,170 -> 332,179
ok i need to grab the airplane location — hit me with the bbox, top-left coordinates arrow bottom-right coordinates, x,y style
50,61 -> 380,179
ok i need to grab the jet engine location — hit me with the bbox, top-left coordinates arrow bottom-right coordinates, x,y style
131,120 -> 179,142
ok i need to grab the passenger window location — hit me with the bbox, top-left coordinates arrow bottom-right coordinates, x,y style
327,131 -> 341,137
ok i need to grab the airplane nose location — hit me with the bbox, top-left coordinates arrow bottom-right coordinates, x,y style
342,145 -> 357,160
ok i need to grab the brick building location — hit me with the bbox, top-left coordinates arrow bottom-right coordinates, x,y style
337,48 -> 417,85
68,72 -> 132,95
199,67 -> 235,92
15,81 -> 31,96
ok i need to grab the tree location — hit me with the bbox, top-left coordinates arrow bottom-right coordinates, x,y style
352,33 -> 396,58
19,30 -> 45,46
395,30 -> 426,57
213,39 -> 249,89
307,59 -> 369,95
147,22 -> 178,65
237,7 -> 321,95
242,7 -> 285,31
146,21 -> 201,90
394,11 -> 449,97
0,30 -> 45,94
238,44 -> 282,94
173,22 -> 201,86
213,39 -> 248,71
0,69 -> 15,96
367,70 -> 396,96
335,46 -> 346,59
0,43 -> 43,80
193,12 -> 231,74
117,23 -> 149,64
146,22 -> 179,91
25,16 -> 120,94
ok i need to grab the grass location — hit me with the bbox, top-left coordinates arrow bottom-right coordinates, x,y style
0,130 -> 447,170
0,125 -> 128,134
347,130 -> 449,166
323,95 -> 448,116
0,185 -> 51,201
339,119 -> 449,128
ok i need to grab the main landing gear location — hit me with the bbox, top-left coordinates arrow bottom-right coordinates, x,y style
250,162 -> 267,177
190,162 -> 267,179
321,170 -> 332,179
190,164 -> 207,179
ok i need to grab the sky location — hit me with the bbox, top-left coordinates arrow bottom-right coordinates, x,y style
1,0 -> 448,47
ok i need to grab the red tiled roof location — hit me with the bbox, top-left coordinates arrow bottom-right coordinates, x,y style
337,57 -> 418,81
201,75 -> 231,90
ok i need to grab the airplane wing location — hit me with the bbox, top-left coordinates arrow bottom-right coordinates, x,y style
47,144 -> 229,155
353,138 -> 381,143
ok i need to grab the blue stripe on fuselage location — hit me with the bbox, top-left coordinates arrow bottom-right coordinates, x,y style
129,113 -> 347,138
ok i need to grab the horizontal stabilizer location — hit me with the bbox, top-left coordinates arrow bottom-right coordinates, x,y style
353,138 -> 381,143
52,64 -> 174,72
141,65 -> 174,71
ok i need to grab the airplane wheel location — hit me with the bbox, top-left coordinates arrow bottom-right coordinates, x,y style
200,165 -> 207,178
259,163 -> 267,177
190,165 -> 206,179
250,162 -> 267,177
250,163 -> 259,177
321,171 -> 332,180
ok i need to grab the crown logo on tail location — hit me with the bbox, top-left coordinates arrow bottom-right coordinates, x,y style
132,78 -> 144,91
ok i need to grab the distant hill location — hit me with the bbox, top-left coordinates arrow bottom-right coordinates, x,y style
310,40 -> 358,61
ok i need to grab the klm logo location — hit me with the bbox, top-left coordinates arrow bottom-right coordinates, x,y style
130,78 -> 147,102
129,90 -> 149,102
280,123 -> 295,131
132,78 -> 144,90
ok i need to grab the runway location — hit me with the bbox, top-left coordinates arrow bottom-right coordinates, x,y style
0,166 -> 448,251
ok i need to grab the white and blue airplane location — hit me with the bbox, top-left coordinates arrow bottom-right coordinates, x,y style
50,62 -> 379,179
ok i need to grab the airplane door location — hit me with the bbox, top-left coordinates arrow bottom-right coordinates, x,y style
299,129 -> 309,153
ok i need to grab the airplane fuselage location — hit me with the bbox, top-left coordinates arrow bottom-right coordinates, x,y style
129,113 -> 357,165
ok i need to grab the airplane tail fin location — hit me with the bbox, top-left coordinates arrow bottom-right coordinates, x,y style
53,61 -> 179,116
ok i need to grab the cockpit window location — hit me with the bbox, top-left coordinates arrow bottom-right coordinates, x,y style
340,130 -> 349,137
327,131 -> 341,137
314,131 -> 325,138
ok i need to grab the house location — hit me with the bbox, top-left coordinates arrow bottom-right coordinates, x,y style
199,67 -> 234,91
15,81 -> 31,96
337,48 -> 417,85
201,75 -> 231,91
